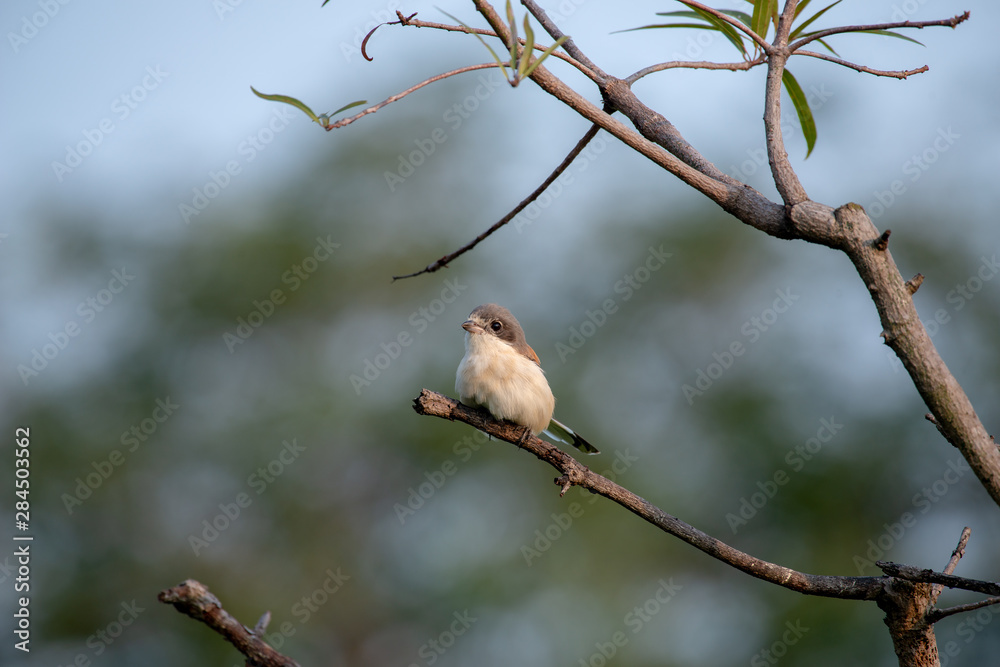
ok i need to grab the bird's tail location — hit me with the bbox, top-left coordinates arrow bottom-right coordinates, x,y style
545,418 -> 600,454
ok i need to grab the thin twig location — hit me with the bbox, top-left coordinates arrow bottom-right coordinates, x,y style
788,12 -> 971,52
794,50 -> 928,78
877,561 -> 1000,597
393,14 -> 596,80
324,63 -> 499,131
158,580 -> 300,667
392,124 -> 602,280
931,526 -> 972,604
929,596 -> 1000,623
626,57 -> 763,84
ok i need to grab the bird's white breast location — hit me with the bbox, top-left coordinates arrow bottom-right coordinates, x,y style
455,332 -> 555,434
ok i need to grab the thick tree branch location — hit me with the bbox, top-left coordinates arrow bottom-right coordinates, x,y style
158,579 -> 299,667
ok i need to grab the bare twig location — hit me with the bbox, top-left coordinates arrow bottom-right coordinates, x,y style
158,580 -> 300,667
789,12 -> 971,52
392,123 -> 603,280
929,596 -> 1000,622
930,527 -> 971,605
905,274 -> 924,295
626,57 -> 763,84
877,561 -> 1000,597
324,63 -> 499,131
794,50 -> 928,78
390,12 -> 597,80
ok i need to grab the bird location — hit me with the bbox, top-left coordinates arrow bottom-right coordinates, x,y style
455,303 -> 599,454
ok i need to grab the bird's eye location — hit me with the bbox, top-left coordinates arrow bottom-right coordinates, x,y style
490,321 -> 503,332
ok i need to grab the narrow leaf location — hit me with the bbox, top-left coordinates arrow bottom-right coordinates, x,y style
781,69 -> 816,158
790,0 -> 842,40
681,3 -> 747,57
859,29 -> 925,46
793,0 -> 813,19
613,22 -> 719,34
250,87 -> 320,124
506,0 -> 518,60
750,0 -> 774,39
721,10 -> 753,27
329,100 -> 368,116
518,15 -> 536,79
521,35 -> 567,78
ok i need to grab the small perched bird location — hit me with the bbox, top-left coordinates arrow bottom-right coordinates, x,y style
455,303 -> 599,454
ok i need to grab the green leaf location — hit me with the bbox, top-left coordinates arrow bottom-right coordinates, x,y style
329,99 -> 368,116
682,3 -> 748,57
750,0 -> 775,39
613,22 -> 718,34
793,0 -> 813,19
518,15 -> 536,79
790,0 -> 842,40
678,2 -> 747,57
816,37 -> 838,55
440,8 -> 510,81
781,69 -> 816,158
250,87 -> 320,124
521,35 -> 567,78
721,9 -> 753,27
859,29 -> 925,46
506,0 -> 518,60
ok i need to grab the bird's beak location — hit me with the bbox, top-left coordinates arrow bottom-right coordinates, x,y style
462,319 -> 484,334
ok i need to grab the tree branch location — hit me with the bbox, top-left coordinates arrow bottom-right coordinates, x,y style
877,561 -> 1000,597
392,123 -> 603,280
929,596 -> 1000,623
520,0 -> 607,78
324,63 -> 499,131
793,50 -> 928,79
788,12 -> 971,53
931,526 -> 970,605
763,0 -> 809,205
412,389 -> 885,600
626,57 -> 763,84
158,579 -> 300,667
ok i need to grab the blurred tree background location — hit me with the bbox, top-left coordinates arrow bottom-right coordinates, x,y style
2,2 -> 999,666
